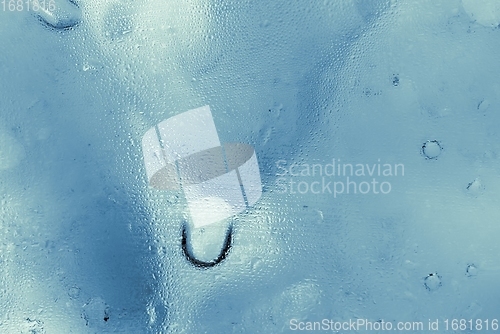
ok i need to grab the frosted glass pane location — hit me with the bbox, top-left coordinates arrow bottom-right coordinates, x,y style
1,0 -> 500,333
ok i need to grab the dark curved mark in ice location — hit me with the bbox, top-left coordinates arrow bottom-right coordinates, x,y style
35,0 -> 81,30
181,223 -> 233,269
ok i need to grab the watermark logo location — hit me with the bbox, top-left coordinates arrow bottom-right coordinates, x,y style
141,105 -> 262,228
275,159 -> 404,197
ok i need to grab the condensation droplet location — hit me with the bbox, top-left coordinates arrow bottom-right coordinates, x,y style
466,178 -> 485,196
424,273 -> 442,291
0,127 -> 26,170
466,264 -> 478,277
462,0 -> 500,27
68,286 -> 81,299
477,99 -> 491,113
82,60 -> 103,73
82,297 -> 110,327
36,0 -> 81,30
422,140 -> 442,160
23,318 -> 45,334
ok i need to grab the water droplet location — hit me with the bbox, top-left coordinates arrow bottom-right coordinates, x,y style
0,126 -> 26,170
260,20 -> 270,28
250,257 -> 263,271
477,99 -> 491,113
466,264 -> 478,277
260,126 -> 273,145
82,60 -> 103,73
82,297 -> 110,327
466,178 -> 485,196
392,74 -> 399,86
102,3 -> 134,41
36,0 -> 81,30
36,127 -> 51,140
68,286 -> 81,299
424,272 -> 442,291
463,302 -> 483,319
462,0 -> 500,27
422,140 -> 442,160
23,318 -> 45,334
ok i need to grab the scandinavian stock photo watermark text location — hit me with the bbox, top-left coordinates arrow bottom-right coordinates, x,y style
274,159 -> 404,197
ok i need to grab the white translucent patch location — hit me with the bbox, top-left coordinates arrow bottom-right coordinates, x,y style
142,106 -> 262,228
238,150 -> 262,206
183,171 -> 245,228
462,0 -> 500,27
141,127 -> 166,183
0,128 -> 26,170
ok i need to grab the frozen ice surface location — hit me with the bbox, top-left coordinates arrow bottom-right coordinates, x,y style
1,0 -> 500,333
